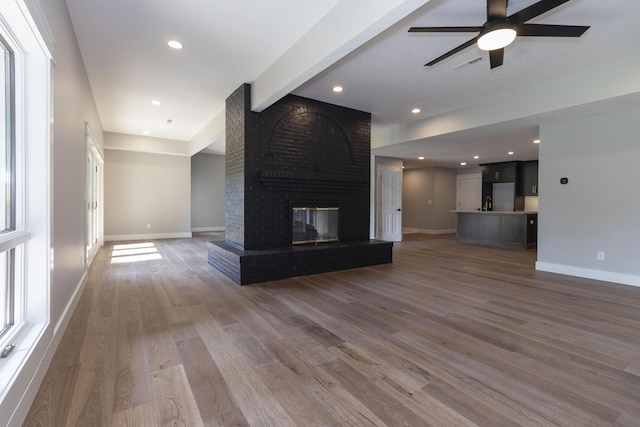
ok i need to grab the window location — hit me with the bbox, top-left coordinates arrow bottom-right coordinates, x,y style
0,0 -> 51,420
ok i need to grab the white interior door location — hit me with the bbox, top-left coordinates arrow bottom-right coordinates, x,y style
456,173 -> 482,211
86,153 -> 95,260
379,170 -> 402,241
85,124 -> 104,267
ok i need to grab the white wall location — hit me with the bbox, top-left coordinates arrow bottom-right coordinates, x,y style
191,152 -> 225,231
105,150 -> 191,240
537,107 -> 640,287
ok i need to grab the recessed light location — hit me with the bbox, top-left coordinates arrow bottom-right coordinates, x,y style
411,108 -> 421,114
508,151 -> 514,155
167,40 -> 183,49
533,139 -> 540,144
332,86 -> 343,93
460,162 -> 467,166
418,156 -> 425,160
143,131 -> 149,135
473,155 -> 479,159
151,100 -> 162,106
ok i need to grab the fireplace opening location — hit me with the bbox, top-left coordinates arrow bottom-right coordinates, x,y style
292,206 -> 339,245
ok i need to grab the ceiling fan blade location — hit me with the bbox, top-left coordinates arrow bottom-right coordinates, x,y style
517,23 -> 589,37
409,26 -> 482,33
509,0 -> 571,25
489,48 -> 504,69
487,0 -> 508,21
425,37 -> 478,66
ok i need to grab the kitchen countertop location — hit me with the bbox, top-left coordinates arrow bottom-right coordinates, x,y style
450,210 -> 538,214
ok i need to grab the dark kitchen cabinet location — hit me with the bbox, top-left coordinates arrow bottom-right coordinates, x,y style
454,212 -> 537,249
519,160 -> 538,196
481,161 -> 518,183
457,211 -> 479,239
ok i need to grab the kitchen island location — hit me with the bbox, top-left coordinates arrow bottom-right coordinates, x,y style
452,210 -> 538,249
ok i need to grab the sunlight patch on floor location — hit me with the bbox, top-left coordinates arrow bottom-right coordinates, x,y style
111,242 -> 162,264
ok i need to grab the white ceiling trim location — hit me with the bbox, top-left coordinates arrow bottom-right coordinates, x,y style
104,132 -> 190,157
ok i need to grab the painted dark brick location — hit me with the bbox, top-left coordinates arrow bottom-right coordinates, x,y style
210,83 -> 392,285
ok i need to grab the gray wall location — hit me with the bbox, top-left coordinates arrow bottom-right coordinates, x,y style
402,167 -> 457,232
37,0 -> 104,334
457,165 -> 482,175
537,107 -> 640,285
104,150 -> 191,239
191,152 -> 225,230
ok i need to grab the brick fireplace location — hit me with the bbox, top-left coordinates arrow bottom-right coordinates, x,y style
208,84 -> 392,285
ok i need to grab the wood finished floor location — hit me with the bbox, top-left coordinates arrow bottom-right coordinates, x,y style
24,233 -> 640,426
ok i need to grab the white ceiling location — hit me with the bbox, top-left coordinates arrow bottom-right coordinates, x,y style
65,0 -> 341,140
66,0 -> 640,168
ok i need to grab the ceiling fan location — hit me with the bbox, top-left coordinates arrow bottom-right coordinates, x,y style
409,0 -> 590,69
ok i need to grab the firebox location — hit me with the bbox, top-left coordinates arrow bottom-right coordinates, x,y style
292,206 -> 339,245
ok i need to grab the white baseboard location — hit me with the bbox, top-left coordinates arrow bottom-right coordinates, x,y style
191,226 -> 224,232
54,270 -> 88,335
105,232 -> 193,242
536,262 -> 640,288
403,228 -> 456,235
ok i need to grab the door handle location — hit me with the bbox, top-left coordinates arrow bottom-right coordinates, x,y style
396,208 -> 401,211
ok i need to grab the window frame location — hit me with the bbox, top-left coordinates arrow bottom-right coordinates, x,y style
0,0 -> 51,421
0,33 -> 17,340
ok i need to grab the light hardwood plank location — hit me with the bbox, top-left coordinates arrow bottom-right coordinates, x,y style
23,233 -> 640,426
150,364 -> 205,426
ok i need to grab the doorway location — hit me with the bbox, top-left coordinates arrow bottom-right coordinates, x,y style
85,123 -> 104,267
376,158 -> 403,241
456,173 -> 482,211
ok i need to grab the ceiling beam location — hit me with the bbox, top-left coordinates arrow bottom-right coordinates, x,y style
188,109 -> 225,156
251,0 -> 432,112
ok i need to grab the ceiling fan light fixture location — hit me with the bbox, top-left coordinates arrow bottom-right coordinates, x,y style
477,24 -> 517,51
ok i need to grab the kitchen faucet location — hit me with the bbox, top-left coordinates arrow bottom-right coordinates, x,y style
484,195 -> 492,211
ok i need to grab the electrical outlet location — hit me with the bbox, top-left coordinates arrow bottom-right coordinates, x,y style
597,251 -> 605,261
147,224 -> 151,229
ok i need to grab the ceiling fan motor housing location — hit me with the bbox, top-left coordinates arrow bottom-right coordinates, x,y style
409,0 -> 590,68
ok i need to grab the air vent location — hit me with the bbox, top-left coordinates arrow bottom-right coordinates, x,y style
453,57 -> 483,70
